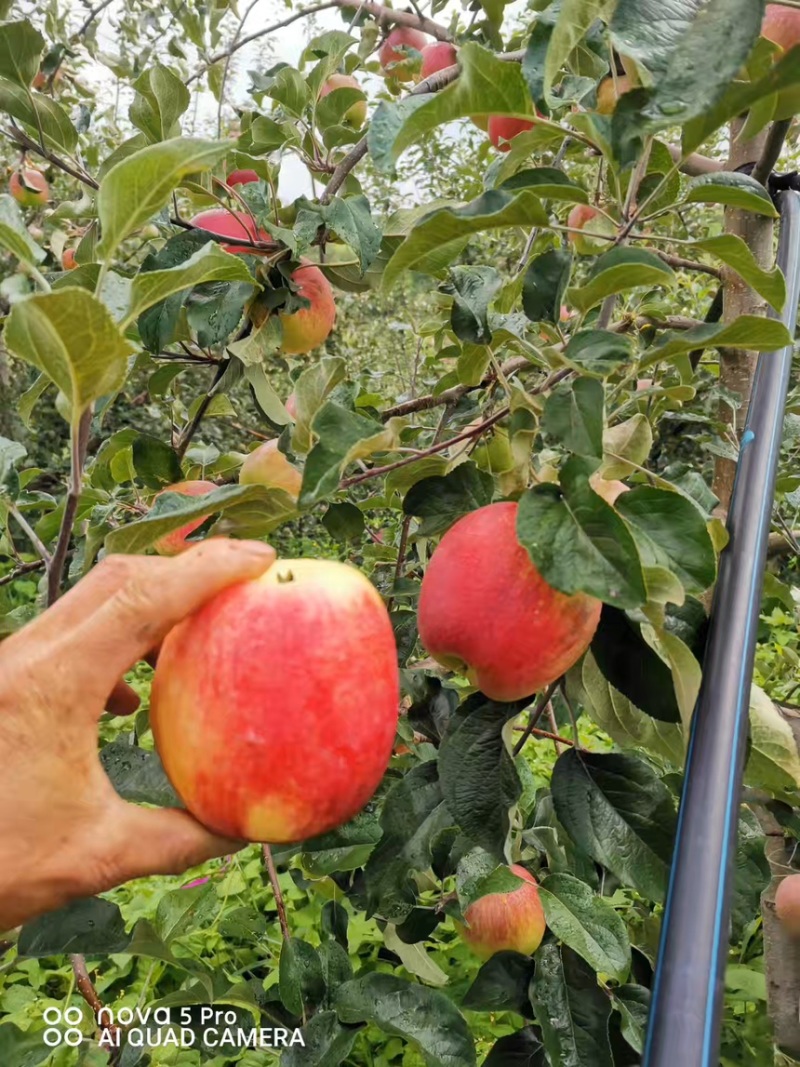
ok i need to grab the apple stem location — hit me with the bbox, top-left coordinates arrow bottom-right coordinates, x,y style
263,845 -> 291,943
512,681 -> 559,757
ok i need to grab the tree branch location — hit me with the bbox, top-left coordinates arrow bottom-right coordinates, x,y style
47,408 -> 91,606
655,251 -> 722,279
752,118 -> 793,187
74,0 -> 115,40
0,559 -> 44,589
512,683 -> 559,756
666,145 -> 722,176
381,355 -> 532,420
8,504 -> 52,565
334,0 -> 452,40
263,845 -> 290,943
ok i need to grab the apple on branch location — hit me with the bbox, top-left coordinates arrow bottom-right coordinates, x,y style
458,865 -> 546,958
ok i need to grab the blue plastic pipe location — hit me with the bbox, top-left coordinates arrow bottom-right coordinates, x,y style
643,190 -> 800,1066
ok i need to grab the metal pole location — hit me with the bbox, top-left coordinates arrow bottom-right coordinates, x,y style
643,190 -> 800,1066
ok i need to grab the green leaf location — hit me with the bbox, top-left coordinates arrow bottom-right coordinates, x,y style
125,241 -> 255,325
0,78 -> 76,151
551,748 -> 676,901
684,172 -> 778,217
130,63 -> 191,142
567,248 -> 675,313
538,873 -> 631,982
730,809 -> 771,942
530,943 -> 613,1067
449,265 -> 501,345
0,193 -> 45,266
603,414 -> 653,477
281,1011 -> 360,1067
692,233 -> 786,312
462,951 -> 535,1015
100,739 -> 181,807
517,457 -> 646,608
154,884 -> 217,942
322,501 -> 365,542
638,315 -> 791,369
541,377 -> 604,458
544,0 -> 612,103
97,137 -> 228,258
0,20 -> 44,87
616,485 -> 715,595
522,247 -> 573,324
438,693 -> 525,860
295,195 -> 381,274
577,652 -> 685,763
613,985 -> 651,1055
0,1024 -> 49,1067
104,483 -> 294,554
382,926 -> 449,987
383,190 -> 549,290
266,66 -> 310,117
0,435 -> 26,484
402,463 -> 494,537
280,938 -> 326,1016
590,608 -> 683,724
17,373 -> 50,428
500,168 -> 589,205
368,43 -> 534,172
365,761 -> 453,922
19,897 -> 132,956
291,356 -> 347,454
745,684 -> 800,799
562,330 -> 634,378
5,289 -> 133,423
130,434 -> 183,488
335,973 -> 476,1067
483,1029 -> 547,1067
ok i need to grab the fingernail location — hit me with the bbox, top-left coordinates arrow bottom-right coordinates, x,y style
237,540 -> 276,556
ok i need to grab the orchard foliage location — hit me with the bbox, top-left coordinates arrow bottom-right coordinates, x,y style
0,0 -> 800,1064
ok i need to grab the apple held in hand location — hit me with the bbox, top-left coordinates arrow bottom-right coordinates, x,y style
459,864 -> 546,959
9,167 -> 49,207
152,480 -> 218,556
189,209 -> 336,354
151,558 -> 400,842
418,502 -> 601,701
379,27 -> 428,80
239,439 -> 302,499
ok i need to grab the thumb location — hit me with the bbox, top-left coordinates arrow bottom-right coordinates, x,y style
101,803 -> 244,887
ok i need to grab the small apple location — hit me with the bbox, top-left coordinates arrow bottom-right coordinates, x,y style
150,558 -> 400,842
378,27 -> 429,81
419,41 -> 458,80
239,440 -> 302,499
141,223 -> 160,240
762,4 -> 800,52
459,865 -> 546,959
418,502 -> 601,701
152,480 -> 218,556
61,248 -> 77,271
318,73 -> 367,128
9,167 -> 49,208
189,209 -> 336,354
226,169 -> 260,188
567,203 -> 614,255
596,74 -> 634,115
487,116 -> 536,152
589,470 -> 628,505
776,874 -> 800,936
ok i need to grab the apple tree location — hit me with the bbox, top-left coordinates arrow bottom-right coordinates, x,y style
1,0 -> 800,1064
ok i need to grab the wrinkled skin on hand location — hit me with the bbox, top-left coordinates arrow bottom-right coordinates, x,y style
0,538 -> 275,931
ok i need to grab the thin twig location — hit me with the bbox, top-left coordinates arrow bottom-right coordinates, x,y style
175,362 -> 230,458
334,0 -> 452,39
47,408 -> 91,605
655,251 -> 721,279
8,504 -> 52,565
74,0 -> 115,39
263,846 -> 290,943
752,118 -> 793,187
512,683 -> 559,757
0,560 -> 44,588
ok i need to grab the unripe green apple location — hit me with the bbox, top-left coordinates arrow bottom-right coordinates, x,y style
9,167 -> 49,208
459,864 -> 546,959
189,209 -> 336,354
762,4 -> 800,52
150,558 -> 400,842
239,440 -> 302,499
378,27 -> 428,81
152,480 -> 218,556
470,423 -> 514,474
418,502 -> 601,701
318,73 -> 367,128
776,873 -> 800,935
487,116 -> 536,152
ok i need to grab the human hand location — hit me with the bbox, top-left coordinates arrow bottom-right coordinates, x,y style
0,538 -> 276,931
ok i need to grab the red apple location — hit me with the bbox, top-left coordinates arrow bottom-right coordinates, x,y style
378,27 -> 428,81
762,4 -> 800,51
9,167 -> 49,208
589,471 -> 628,505
418,502 -> 601,701
189,209 -> 336,354
459,864 -> 546,959
61,248 -> 78,271
419,41 -> 458,80
319,73 -> 367,128
596,74 -> 634,115
226,169 -> 260,187
152,480 -> 218,557
239,440 -> 302,499
567,203 -> 614,255
776,874 -> 800,935
150,558 -> 400,842
488,116 -> 536,152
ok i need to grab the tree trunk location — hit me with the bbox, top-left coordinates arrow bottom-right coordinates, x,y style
712,119 -> 772,513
